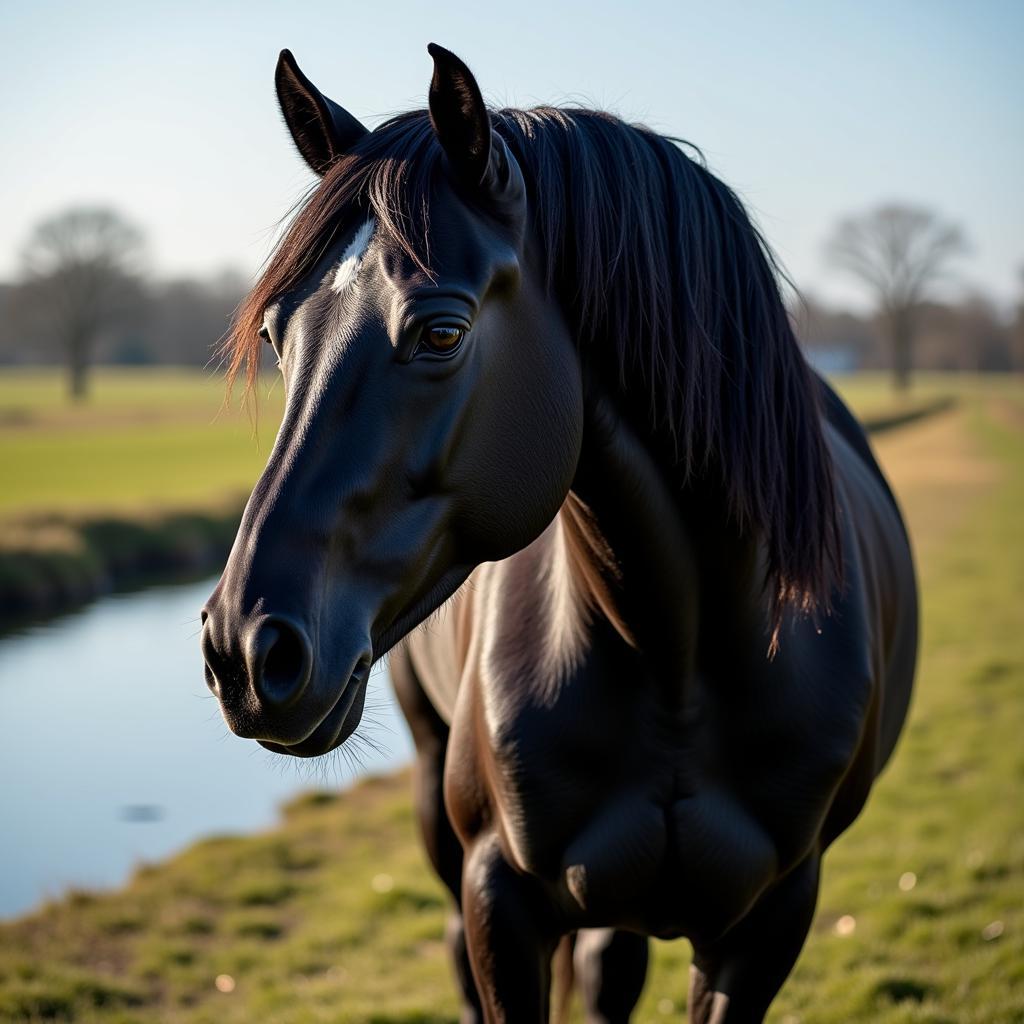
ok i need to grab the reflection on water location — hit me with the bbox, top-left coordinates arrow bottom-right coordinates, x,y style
0,577 -> 413,919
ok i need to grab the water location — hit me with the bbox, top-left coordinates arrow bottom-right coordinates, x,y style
0,577 -> 413,919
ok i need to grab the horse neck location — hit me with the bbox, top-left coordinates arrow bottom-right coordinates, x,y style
561,386 -> 764,709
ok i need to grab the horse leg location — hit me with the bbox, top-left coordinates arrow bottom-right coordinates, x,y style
574,927 -> 649,1024
687,854 -> 820,1024
389,647 -> 483,1024
462,834 -> 561,1023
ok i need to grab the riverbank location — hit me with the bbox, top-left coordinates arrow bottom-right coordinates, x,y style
0,369 -> 281,632
0,505 -> 241,629
0,380 -> 1020,1022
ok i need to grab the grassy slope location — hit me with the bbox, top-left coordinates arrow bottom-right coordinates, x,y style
0,377 -> 1021,1022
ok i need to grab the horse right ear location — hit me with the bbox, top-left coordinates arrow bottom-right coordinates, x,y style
427,43 -> 492,186
275,50 -> 368,176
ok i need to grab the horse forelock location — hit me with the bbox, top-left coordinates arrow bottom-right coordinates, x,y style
224,112 -> 441,398
225,104 -> 841,632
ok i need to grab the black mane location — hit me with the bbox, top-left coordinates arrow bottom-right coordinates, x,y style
230,106 -> 841,629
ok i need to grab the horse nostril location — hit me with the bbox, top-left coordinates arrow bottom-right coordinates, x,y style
250,617 -> 312,709
203,662 -> 219,696
200,620 -> 223,697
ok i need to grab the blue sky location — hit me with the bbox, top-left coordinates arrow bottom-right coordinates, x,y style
2,0 -> 1021,311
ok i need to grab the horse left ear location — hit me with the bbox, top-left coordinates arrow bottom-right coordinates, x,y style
427,43 -> 492,186
275,49 -> 368,176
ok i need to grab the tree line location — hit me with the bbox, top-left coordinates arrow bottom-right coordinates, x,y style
796,290 -> 1022,377
0,204 -> 1020,401
0,208 -> 250,398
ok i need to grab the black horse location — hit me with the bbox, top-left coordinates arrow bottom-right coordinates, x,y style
201,45 -> 918,1023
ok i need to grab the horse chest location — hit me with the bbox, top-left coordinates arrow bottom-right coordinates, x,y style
444,633 -> 873,940
445,633 -> 658,851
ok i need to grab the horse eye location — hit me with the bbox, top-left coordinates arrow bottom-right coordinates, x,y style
259,325 -> 271,344
422,326 -> 465,355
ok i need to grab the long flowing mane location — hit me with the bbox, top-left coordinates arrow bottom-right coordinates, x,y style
227,106 -> 841,631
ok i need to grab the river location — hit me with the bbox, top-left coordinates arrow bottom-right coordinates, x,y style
0,576 -> 413,919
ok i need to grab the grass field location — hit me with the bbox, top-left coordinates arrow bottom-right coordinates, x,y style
0,369 -> 284,516
0,373 -> 1021,1022
0,368 -> 964,518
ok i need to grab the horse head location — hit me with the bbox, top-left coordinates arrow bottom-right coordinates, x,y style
201,46 -> 583,756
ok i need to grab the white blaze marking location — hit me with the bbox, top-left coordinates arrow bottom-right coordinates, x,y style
330,217 -> 376,294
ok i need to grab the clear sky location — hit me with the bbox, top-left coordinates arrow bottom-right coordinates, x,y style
2,0 -> 1021,311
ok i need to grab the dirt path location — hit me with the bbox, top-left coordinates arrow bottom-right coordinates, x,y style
870,403 -> 999,565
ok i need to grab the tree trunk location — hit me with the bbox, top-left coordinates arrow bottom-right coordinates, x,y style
68,330 -> 90,402
889,311 -> 914,392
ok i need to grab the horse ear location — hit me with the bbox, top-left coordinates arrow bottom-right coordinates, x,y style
427,43 -> 492,186
275,49 -> 368,176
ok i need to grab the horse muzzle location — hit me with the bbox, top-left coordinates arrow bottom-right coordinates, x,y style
200,604 -> 371,756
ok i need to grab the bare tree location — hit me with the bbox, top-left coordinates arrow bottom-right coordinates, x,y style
17,207 -> 147,400
826,204 -> 967,390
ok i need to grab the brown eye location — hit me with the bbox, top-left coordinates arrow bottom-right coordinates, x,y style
422,325 -> 465,355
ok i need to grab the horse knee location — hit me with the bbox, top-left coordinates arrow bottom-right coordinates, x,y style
462,836 -> 552,940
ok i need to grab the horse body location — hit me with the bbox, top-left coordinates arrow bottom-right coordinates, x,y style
202,44 -> 918,1022
399,386 -> 916,950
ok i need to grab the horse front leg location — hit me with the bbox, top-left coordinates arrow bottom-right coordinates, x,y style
390,648 -> 483,1023
688,853 -> 820,1024
574,927 -> 649,1024
461,834 -> 562,1023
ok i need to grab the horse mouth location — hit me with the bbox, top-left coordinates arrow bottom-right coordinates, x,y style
254,567 -> 469,759
258,658 -> 371,758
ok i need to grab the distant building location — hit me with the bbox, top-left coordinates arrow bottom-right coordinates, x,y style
803,345 -> 860,376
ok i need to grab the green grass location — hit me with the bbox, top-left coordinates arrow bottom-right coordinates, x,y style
0,369 -> 283,516
0,374 -> 1021,1022
828,371 -> 953,415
